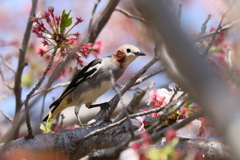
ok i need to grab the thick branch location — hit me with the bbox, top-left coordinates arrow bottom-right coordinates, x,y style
1,122 -> 132,159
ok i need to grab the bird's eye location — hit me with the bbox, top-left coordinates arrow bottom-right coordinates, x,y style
126,48 -> 131,53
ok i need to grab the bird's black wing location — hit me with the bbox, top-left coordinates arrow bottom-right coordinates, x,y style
49,58 -> 102,109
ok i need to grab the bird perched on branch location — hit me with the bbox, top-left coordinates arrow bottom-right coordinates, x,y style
42,44 -> 146,126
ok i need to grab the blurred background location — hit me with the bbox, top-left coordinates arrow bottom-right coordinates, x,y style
0,0 -> 238,136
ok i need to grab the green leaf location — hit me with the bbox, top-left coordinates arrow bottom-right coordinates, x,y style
39,112 -> 56,133
40,124 -> 46,131
60,10 -> 72,33
65,17 -> 72,28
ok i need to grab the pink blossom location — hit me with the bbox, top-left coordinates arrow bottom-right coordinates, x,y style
75,32 -> 80,39
75,56 -> 84,66
131,116 -> 145,133
42,39 -> 49,46
67,38 -> 77,45
37,48 -> 45,57
48,6 -> 54,17
147,82 -> 183,108
165,129 -> 176,143
176,119 -> 202,139
79,43 -> 91,58
43,12 -> 51,22
55,16 -> 61,26
75,17 -> 83,25
32,16 -> 39,23
119,148 -> 139,160
92,41 -> 103,58
150,112 -> 160,118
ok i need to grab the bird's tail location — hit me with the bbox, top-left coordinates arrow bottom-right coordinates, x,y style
42,100 -> 61,122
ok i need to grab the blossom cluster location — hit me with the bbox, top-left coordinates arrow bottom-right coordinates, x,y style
32,7 -> 101,66
131,82 -> 216,140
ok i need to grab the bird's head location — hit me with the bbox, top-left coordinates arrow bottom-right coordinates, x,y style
112,44 -> 146,68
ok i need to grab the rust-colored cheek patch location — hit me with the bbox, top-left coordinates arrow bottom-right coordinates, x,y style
113,50 -> 126,67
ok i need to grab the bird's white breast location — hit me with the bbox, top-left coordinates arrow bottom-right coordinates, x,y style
80,80 -> 113,104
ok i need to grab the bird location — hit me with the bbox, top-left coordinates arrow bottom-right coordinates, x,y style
42,44 -> 146,126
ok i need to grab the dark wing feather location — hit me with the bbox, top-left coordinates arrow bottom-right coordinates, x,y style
49,58 -> 102,109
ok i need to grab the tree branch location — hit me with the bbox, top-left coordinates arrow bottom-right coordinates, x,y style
177,4 -> 182,25
115,8 -> 148,24
134,67 -> 165,86
88,0 -> 101,33
12,0 -> 38,140
0,54 -> 16,74
200,14 -> 211,35
30,82 -> 70,98
0,68 -> 13,90
203,0 -> 235,56
82,0 -> 120,44
194,20 -> 240,41
0,109 -> 13,123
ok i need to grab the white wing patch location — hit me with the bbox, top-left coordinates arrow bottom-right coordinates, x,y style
85,62 -> 103,79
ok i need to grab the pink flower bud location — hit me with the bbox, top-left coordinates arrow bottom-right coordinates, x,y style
75,17 -> 83,25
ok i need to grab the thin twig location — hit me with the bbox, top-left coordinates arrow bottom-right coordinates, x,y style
109,69 -> 135,137
0,109 -> 13,122
114,87 -> 148,122
200,14 -> 211,35
0,54 -> 16,73
194,20 -> 240,41
39,93 -> 47,122
0,68 -> 13,90
177,4 -> 182,25
168,86 -> 180,104
203,0 -> 235,56
31,82 -> 70,98
88,0 -> 101,33
12,0 -> 38,140
115,8 -> 148,24
134,67 -> 165,86
24,47 -> 57,139
0,93 -> 12,122
115,68 -> 164,91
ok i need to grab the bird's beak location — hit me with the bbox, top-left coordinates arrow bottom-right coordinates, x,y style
133,52 -> 146,56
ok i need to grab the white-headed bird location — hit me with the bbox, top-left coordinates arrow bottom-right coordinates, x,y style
42,44 -> 146,126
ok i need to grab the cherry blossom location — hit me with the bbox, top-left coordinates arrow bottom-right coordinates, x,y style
131,116 -> 145,133
176,119 -> 202,139
147,82 -> 183,108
